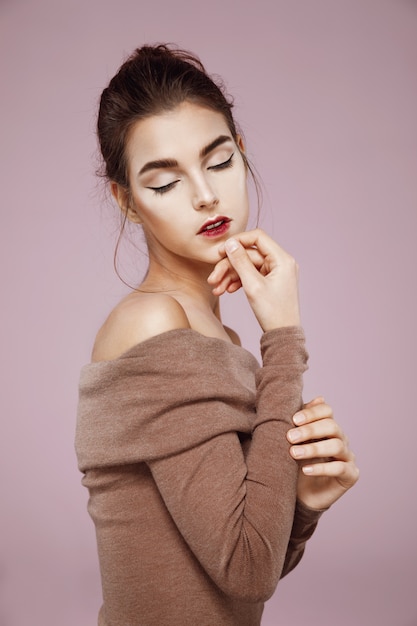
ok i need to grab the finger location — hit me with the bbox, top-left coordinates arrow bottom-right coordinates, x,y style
226,280 -> 242,293
288,417 -> 343,445
226,228 -> 286,262
289,437 -> 350,462
301,459 -> 360,487
208,248 -> 264,286
212,275 -> 242,296
207,257 -> 234,285
222,241 -> 266,274
301,460 -> 350,477
293,402 -> 334,425
223,238 -> 265,290
303,396 -> 325,409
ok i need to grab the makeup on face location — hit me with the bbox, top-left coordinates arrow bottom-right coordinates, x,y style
121,102 -> 249,268
197,216 -> 232,238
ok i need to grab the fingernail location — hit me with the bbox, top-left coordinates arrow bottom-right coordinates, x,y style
302,465 -> 314,474
225,238 -> 239,253
292,446 -> 305,458
288,429 -> 302,443
293,412 -> 306,425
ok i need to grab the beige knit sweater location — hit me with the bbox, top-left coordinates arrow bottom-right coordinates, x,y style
76,327 -> 323,626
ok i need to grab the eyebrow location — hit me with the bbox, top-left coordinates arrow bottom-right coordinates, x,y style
138,134 -> 233,176
200,134 -> 232,159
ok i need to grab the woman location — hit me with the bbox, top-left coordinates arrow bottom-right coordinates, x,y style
76,44 -> 358,626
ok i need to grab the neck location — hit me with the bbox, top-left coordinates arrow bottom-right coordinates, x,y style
138,255 -> 220,316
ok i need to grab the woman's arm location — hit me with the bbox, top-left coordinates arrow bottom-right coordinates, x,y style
147,231 -> 306,601
209,231 -> 359,512
147,326 -> 307,603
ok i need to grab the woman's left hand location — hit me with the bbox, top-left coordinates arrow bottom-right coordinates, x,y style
287,397 -> 359,511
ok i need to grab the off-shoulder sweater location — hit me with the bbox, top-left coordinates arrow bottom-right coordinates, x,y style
75,327 -> 323,626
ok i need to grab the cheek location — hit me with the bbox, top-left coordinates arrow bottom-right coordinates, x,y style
231,170 -> 250,210
131,194 -> 162,224
234,162 -> 249,192
219,166 -> 248,198
132,197 -> 183,241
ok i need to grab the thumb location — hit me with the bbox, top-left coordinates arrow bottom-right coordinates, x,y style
224,238 -> 259,288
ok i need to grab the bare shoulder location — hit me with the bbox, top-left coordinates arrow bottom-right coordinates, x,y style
224,326 -> 241,346
91,293 -> 190,362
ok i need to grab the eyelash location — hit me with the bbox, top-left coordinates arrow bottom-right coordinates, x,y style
148,153 -> 235,195
149,181 -> 178,195
208,152 -> 234,171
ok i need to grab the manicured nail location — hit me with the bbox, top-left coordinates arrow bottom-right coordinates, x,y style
225,238 -> 239,253
288,429 -> 302,443
292,446 -> 305,458
293,412 -> 306,425
302,465 -> 314,474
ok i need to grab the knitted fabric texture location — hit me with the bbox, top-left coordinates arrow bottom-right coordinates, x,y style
76,327 -> 323,626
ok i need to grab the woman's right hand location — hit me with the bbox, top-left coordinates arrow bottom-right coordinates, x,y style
207,229 -> 301,331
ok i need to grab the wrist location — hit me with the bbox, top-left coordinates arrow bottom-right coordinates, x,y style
258,310 -> 301,332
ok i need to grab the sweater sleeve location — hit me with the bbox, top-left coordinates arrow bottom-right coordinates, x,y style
147,326 -> 308,603
281,500 -> 325,578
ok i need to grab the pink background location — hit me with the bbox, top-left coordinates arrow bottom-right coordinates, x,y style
1,1 -> 416,624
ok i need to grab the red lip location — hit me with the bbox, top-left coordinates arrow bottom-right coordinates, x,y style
197,216 -> 231,235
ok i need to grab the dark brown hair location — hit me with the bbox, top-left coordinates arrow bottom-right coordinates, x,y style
96,44 -> 261,284
97,43 -> 250,189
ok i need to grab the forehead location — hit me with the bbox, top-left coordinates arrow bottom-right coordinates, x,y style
126,102 -> 232,167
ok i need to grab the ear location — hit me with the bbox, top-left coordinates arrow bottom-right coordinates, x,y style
236,134 -> 246,154
110,182 -> 142,224
236,135 -> 249,174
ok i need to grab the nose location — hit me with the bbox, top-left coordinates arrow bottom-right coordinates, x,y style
192,175 -> 219,211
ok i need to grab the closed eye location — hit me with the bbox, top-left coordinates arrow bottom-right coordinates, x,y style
208,153 -> 234,171
147,180 -> 179,195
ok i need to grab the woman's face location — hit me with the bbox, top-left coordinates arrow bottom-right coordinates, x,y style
115,101 -> 249,270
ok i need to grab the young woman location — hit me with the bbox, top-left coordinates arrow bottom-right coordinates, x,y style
76,45 -> 358,626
